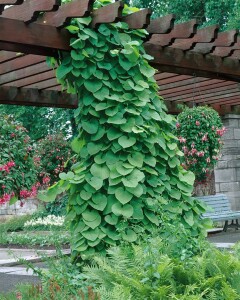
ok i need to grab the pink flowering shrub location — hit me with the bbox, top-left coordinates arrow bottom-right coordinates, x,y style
34,133 -> 73,186
0,116 -> 38,205
176,106 -> 226,182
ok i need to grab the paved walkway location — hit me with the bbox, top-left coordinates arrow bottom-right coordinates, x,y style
0,248 -> 70,294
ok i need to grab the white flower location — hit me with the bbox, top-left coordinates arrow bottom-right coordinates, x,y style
24,215 -> 65,227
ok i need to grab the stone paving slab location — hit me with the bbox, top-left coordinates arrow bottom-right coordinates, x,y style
0,248 -> 70,267
0,273 -> 40,294
0,267 -> 36,276
207,228 -> 240,244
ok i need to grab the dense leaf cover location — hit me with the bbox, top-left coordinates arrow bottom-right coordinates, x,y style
45,0 -> 209,258
0,116 -> 38,205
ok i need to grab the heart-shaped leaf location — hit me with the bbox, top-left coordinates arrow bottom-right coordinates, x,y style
80,190 -> 92,201
118,136 -> 136,148
128,152 -> 144,168
107,127 -> 122,141
122,229 -> 137,242
144,210 -> 159,225
82,210 -> 101,229
115,187 -> 133,204
87,143 -> 103,155
86,176 -> 103,190
112,203 -> 133,218
84,80 -> 102,93
82,228 -> 100,241
104,214 -> 119,225
90,193 -> 107,211
82,119 -> 99,134
90,163 -> 109,180
116,162 -> 133,176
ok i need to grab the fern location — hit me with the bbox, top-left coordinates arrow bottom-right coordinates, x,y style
83,237 -> 240,300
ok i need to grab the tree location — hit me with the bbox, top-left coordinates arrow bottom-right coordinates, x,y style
0,105 -> 77,141
132,0 -> 239,30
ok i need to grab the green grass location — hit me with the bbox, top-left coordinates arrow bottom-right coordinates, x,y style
0,231 -> 70,247
0,215 -> 32,232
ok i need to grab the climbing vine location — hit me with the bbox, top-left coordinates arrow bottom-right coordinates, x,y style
42,0 -> 209,258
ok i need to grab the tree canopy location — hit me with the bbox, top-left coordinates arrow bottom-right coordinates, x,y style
0,105 -> 76,141
131,0 -> 240,30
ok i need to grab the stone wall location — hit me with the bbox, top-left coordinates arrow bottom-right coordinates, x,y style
0,198 -> 39,217
215,114 -> 240,210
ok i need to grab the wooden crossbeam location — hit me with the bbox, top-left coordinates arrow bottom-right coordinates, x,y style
193,29 -> 238,54
145,43 -> 240,81
159,78 -> 223,96
37,0 -> 94,28
0,62 -> 50,85
23,78 -> 59,90
0,50 -> 24,63
149,19 -> 198,47
205,95 -> 240,105
0,0 -> 23,14
0,86 -> 78,108
91,1 -> 124,28
161,80 -> 236,98
147,14 -> 175,34
1,0 -> 61,23
122,8 -> 151,29
0,54 -> 45,75
171,25 -> 219,51
0,17 -> 71,56
3,70 -> 55,88
166,83 -> 239,102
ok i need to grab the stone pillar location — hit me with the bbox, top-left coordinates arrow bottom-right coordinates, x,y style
214,114 -> 240,210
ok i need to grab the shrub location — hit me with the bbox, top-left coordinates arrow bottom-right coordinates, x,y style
176,106 -> 226,182
0,116 -> 38,205
34,133 -> 73,186
44,193 -> 68,216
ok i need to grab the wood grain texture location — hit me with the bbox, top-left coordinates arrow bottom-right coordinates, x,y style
1,0 -> 61,23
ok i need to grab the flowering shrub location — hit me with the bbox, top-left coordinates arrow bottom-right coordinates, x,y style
34,133 -> 73,186
24,215 -> 65,228
0,116 -> 38,205
176,106 -> 226,181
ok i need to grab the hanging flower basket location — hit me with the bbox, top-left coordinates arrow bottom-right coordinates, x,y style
176,106 -> 226,195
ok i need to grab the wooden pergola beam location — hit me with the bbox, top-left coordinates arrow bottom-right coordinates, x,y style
0,17 -> 71,56
145,43 -> 240,81
37,0 -> 94,28
0,86 -> 77,108
0,0 -> 23,14
1,0 -> 61,23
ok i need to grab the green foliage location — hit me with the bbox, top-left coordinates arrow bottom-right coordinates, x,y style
176,106 -> 225,181
0,231 -> 69,247
132,0 -> 239,30
0,253 -> 98,300
47,0 -> 207,258
0,105 -> 76,141
0,215 -> 32,232
84,237 -> 240,300
34,133 -> 73,186
0,116 -> 38,204
44,193 -> 68,216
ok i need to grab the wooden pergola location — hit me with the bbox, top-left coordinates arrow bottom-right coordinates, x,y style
0,0 -> 240,115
